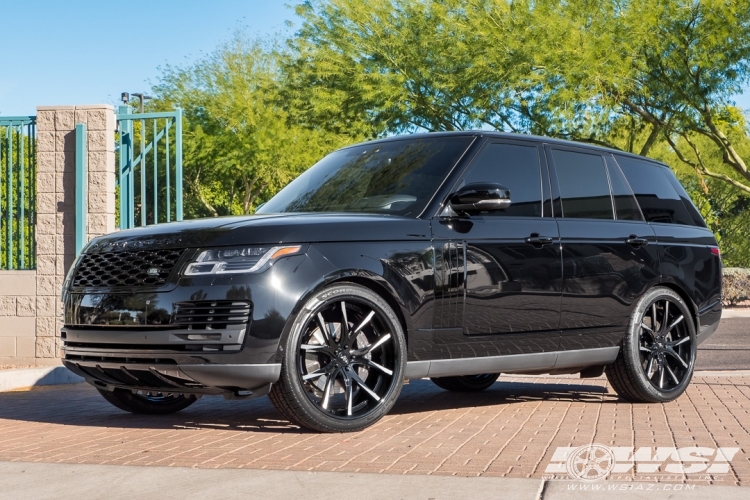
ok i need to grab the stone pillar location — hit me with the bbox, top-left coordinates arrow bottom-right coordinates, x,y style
34,105 -> 116,362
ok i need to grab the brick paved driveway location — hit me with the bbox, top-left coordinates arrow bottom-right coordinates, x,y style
1,373 -> 749,485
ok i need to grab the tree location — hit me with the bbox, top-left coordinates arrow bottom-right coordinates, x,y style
290,0 -> 750,190
151,33 -> 359,217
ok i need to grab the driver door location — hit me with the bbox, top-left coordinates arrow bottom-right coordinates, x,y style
431,140 -> 562,359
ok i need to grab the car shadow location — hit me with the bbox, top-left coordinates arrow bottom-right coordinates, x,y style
0,378 -> 616,435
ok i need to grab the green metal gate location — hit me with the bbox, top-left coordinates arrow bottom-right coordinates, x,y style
116,106 -> 183,229
0,116 -> 36,270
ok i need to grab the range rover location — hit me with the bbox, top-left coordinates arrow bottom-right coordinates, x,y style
61,132 -> 722,432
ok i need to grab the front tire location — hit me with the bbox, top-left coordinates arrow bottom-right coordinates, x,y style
269,283 -> 406,432
97,388 -> 197,415
606,287 -> 696,403
431,374 -> 499,392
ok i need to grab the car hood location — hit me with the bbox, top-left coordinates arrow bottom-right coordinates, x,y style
85,213 -> 432,252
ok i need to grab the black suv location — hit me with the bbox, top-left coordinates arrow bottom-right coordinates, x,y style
62,132 -> 722,432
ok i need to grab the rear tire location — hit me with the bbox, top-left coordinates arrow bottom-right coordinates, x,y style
97,388 -> 197,415
269,283 -> 406,433
431,374 -> 499,392
606,287 -> 696,403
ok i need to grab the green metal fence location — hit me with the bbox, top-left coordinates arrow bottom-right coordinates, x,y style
0,116 -> 36,270
116,106 -> 183,229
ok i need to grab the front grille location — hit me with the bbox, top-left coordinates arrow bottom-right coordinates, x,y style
72,249 -> 186,288
173,300 -> 252,330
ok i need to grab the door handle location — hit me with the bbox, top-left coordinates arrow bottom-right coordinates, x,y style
525,234 -> 554,247
626,235 -> 649,247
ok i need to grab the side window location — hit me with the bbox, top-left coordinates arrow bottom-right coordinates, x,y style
551,149 -> 613,219
459,143 -> 543,217
604,156 -> 644,221
664,170 -> 707,227
615,156 -> 697,226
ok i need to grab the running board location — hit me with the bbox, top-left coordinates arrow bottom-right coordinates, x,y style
404,347 -> 620,379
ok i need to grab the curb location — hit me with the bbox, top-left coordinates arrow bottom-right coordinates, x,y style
694,370 -> 750,377
0,366 -> 84,392
722,308 -> 750,318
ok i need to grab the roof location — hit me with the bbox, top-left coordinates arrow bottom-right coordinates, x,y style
341,130 -> 668,167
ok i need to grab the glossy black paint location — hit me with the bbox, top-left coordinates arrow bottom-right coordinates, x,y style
61,131 -> 722,396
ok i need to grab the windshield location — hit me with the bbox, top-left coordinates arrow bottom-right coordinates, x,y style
257,136 -> 473,216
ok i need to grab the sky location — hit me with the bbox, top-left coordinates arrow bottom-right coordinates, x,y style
1,0 -> 749,116
0,0 -> 296,115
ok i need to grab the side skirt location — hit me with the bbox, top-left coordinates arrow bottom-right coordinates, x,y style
404,346 -> 620,379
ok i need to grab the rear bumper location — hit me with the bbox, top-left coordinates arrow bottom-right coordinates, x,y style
697,300 -> 722,346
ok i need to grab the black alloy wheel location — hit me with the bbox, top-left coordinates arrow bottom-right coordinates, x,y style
606,287 -> 696,403
637,298 -> 693,391
269,283 -> 406,432
97,388 -> 197,415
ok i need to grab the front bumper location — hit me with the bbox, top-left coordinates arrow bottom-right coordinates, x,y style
61,253 -> 322,395
63,358 -> 280,396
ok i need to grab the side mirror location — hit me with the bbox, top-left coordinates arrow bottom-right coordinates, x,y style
449,183 -> 511,213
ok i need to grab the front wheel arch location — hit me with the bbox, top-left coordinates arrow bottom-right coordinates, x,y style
274,273 -> 412,363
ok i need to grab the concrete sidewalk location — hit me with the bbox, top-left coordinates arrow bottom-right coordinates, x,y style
0,461 -> 746,500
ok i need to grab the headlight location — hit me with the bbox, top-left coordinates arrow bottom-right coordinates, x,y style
184,245 -> 303,275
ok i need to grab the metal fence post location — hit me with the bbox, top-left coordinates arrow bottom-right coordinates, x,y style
118,105 -> 132,229
175,107 -> 183,221
75,123 -> 87,254
6,123 -> 13,269
115,108 -> 183,228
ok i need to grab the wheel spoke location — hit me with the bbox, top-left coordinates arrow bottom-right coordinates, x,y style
665,347 -> 689,368
646,352 -> 656,378
341,301 -> 350,338
667,336 -> 690,348
666,314 -> 684,333
652,303 -> 659,333
352,310 -> 375,335
660,301 -> 669,334
354,333 -> 392,355
302,366 -> 329,381
344,373 -> 353,416
321,368 -> 338,410
365,359 -> 393,376
639,345 -> 653,353
665,363 -> 681,385
350,371 -> 381,402
658,364 -> 665,388
301,344 -> 327,351
317,312 -> 334,346
641,322 -> 656,340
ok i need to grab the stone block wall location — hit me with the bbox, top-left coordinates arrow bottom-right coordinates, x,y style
0,104 -> 116,366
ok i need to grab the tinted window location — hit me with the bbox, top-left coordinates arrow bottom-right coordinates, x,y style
664,170 -> 707,227
258,137 -> 473,216
615,156 -> 697,225
604,156 -> 644,221
552,149 -> 613,219
458,143 -> 543,217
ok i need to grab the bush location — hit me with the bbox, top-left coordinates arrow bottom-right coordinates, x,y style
722,268 -> 750,307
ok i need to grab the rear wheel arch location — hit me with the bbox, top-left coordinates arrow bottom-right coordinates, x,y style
655,281 -> 699,331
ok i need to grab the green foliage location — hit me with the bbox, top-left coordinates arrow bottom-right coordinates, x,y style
0,126 -> 35,269
145,1 -> 750,264
151,33 -> 361,217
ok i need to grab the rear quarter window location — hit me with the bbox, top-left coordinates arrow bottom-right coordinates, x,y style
614,155 -> 704,227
